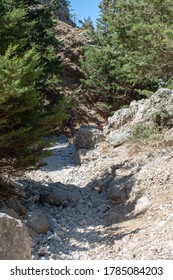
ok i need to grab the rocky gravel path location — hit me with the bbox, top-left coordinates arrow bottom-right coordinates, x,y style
24,136 -> 117,260
24,135 -> 173,260
2,88 -> 173,260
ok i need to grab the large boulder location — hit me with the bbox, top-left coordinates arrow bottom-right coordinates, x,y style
74,125 -> 104,150
0,213 -> 31,259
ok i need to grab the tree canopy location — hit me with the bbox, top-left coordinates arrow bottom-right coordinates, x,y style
81,0 -> 173,106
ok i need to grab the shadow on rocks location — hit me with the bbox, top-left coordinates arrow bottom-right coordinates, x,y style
17,161 -> 147,258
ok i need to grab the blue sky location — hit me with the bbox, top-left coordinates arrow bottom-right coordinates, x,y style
69,0 -> 101,26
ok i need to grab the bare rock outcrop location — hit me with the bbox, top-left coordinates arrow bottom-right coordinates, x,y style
104,88 -> 173,147
56,20 -> 90,90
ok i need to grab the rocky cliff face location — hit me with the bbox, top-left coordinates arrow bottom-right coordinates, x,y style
104,88 -> 173,147
56,21 -> 90,91
40,0 -> 74,26
39,0 -> 87,89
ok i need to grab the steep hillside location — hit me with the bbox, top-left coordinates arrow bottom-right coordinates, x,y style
56,20 -> 88,92
41,0 -> 74,25
54,23 -> 106,132
45,1 -> 106,130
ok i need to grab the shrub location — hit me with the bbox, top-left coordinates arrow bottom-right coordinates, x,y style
129,123 -> 162,144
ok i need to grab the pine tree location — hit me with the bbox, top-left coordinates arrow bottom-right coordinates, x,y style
0,0 -> 66,179
81,0 -> 173,105
79,16 -> 94,32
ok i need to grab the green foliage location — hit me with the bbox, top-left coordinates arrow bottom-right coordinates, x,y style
135,89 -> 154,98
0,0 -> 67,176
151,110 -> 170,128
78,16 -> 95,32
129,123 -> 162,144
0,1 -> 33,55
96,102 -> 113,116
0,0 -> 64,105
24,1 -> 64,106
81,0 -> 173,105
0,46 -> 45,170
